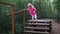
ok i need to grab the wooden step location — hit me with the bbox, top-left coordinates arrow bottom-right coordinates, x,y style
28,20 -> 51,23
25,27 -> 49,30
24,31 -> 49,34
26,23 -> 50,26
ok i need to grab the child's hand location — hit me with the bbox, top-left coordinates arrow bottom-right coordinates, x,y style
33,9 -> 34,11
33,11 -> 35,13
33,9 -> 35,13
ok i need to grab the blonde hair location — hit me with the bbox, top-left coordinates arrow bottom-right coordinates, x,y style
27,3 -> 35,8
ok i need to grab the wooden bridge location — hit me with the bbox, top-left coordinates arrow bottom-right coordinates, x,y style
24,19 -> 52,34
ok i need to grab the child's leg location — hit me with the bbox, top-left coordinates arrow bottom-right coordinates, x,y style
35,14 -> 37,20
29,16 -> 34,24
32,16 -> 34,20
35,15 -> 37,24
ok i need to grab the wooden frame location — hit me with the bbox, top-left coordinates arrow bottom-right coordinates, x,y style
6,9 -> 27,16
0,2 -> 14,34
0,2 -> 27,34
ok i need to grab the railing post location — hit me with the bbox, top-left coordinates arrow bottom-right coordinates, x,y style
23,11 -> 26,34
11,5 -> 14,34
0,2 -> 15,34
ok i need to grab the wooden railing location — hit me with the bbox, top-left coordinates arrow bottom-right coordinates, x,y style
0,2 -> 14,34
6,9 -> 27,16
0,2 -> 27,34
6,9 -> 27,34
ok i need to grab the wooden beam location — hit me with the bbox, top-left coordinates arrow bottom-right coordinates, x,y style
0,2 -> 14,34
23,11 -> 26,34
0,2 -> 14,6
24,31 -> 49,34
6,9 -> 27,16
25,27 -> 49,30
11,5 -> 14,34
26,23 -> 49,26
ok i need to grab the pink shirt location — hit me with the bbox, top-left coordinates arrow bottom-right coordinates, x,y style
27,7 -> 36,16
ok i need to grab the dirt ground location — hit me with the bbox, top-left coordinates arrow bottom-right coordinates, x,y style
51,19 -> 60,34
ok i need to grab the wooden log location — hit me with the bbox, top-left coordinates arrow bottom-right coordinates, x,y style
26,23 -> 49,26
6,9 -> 27,16
24,31 -> 49,34
23,11 -> 26,34
25,27 -> 49,30
11,5 -> 14,34
28,20 -> 51,23
0,2 -> 14,6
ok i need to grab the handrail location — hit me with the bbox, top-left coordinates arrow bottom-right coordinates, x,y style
0,2 -> 26,34
6,9 -> 27,34
0,2 -> 14,6
23,11 -> 26,34
6,9 -> 27,16
0,2 -> 14,34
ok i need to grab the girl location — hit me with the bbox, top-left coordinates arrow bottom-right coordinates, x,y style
27,3 -> 37,20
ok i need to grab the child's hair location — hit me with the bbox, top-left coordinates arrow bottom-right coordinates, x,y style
27,3 -> 32,6
27,3 -> 35,8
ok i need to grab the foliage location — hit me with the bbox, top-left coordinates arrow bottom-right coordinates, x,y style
56,0 -> 60,22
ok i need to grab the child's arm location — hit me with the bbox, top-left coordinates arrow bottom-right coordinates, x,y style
33,8 -> 36,13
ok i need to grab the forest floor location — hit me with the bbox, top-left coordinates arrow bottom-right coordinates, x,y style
51,19 -> 60,34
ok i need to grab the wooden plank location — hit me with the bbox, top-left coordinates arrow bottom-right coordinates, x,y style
26,23 -> 50,26
6,9 -> 27,16
0,2 -> 14,6
24,31 -> 49,34
25,27 -> 49,30
23,11 -> 26,34
11,5 -> 14,34
28,20 -> 51,22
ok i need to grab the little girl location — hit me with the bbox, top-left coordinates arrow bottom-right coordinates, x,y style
27,3 -> 37,20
